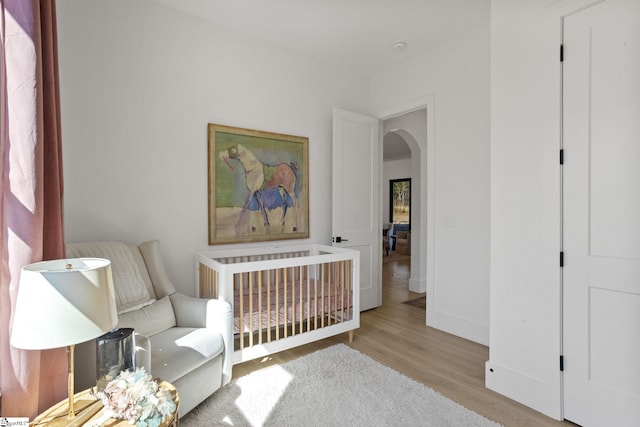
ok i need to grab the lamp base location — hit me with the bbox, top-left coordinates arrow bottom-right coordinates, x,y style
68,344 -> 75,419
31,344 -> 102,426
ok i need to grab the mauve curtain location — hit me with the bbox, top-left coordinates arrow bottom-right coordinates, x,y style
0,0 -> 67,418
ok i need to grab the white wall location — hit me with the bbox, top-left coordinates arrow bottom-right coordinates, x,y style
56,0 -> 371,295
58,0 -> 492,347
487,0 -> 601,419
382,158 -> 412,224
371,21 -> 491,345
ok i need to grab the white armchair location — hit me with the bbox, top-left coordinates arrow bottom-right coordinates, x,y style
69,240 -> 232,417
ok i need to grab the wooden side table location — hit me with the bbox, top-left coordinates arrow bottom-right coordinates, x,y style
31,381 -> 179,426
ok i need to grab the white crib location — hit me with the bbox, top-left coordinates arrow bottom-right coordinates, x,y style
195,244 -> 359,364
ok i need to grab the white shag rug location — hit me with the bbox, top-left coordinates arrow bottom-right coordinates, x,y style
181,344 -> 502,427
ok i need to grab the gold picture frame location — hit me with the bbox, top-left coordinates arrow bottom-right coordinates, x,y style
208,123 -> 309,245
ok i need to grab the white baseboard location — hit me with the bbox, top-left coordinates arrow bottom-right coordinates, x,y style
427,308 -> 489,346
409,277 -> 426,293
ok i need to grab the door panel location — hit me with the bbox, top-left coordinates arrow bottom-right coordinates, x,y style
563,1 -> 640,425
589,287 -> 640,396
332,108 -> 381,311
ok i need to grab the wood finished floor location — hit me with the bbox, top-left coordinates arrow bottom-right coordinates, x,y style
233,253 -> 572,427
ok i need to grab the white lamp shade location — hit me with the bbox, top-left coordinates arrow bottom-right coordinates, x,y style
10,258 -> 118,350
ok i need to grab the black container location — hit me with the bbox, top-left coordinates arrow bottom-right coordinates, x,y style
96,328 -> 135,391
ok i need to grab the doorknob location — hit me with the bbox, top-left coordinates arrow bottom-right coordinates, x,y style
333,236 -> 349,243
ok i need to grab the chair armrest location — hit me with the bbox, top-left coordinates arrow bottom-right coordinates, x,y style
134,332 -> 151,374
170,293 -> 233,385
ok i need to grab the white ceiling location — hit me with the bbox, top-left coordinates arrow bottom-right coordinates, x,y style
153,0 -> 490,77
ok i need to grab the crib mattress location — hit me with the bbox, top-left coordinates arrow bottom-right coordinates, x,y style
233,280 -> 352,334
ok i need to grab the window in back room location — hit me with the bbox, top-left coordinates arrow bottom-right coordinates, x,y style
390,178 -> 410,225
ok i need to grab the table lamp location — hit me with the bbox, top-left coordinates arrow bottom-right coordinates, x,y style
10,258 -> 118,420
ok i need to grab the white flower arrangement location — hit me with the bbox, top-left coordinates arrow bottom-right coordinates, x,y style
94,368 -> 176,427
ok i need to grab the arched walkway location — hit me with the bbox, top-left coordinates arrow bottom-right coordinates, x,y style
383,111 -> 427,294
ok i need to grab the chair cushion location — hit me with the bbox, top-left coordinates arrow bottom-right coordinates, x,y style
67,241 -> 153,314
117,296 -> 176,337
149,327 -> 224,384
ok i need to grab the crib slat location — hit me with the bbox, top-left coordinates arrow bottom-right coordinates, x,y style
336,261 -> 340,322
298,265 -> 303,335
238,274 -> 244,350
338,261 -> 341,322
329,261 -> 333,325
297,266 -> 301,335
276,268 -> 280,341
300,265 -> 304,334
327,262 -> 331,326
284,267 -> 288,338
306,265 -> 311,332
290,267 -> 294,335
333,262 -> 337,323
338,260 -> 343,322
198,264 -> 204,297
291,266 -> 296,337
199,263 -> 218,299
349,259 -> 353,321
320,263 -> 328,328
267,270 -> 271,343
294,266 -> 298,336
339,261 -> 343,322
318,263 -> 322,328
248,272 -> 253,348
339,261 -> 343,321
343,260 -> 347,322
344,260 -> 349,321
312,263 -> 317,330
213,267 -> 218,297
258,272 -> 263,345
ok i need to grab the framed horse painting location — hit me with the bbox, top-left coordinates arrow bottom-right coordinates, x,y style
208,123 -> 309,244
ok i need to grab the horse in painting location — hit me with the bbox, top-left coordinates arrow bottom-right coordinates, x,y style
219,144 -> 299,235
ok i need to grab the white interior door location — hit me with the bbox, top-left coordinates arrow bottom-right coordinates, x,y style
563,1 -> 640,425
332,108 -> 381,311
